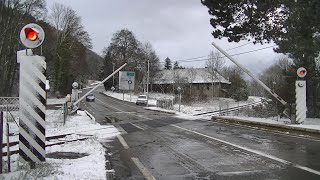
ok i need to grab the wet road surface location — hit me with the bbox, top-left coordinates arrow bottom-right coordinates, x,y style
81,88 -> 320,180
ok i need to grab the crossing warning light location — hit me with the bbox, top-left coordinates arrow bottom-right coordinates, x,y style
25,28 -> 38,41
19,23 -> 45,49
297,67 -> 307,78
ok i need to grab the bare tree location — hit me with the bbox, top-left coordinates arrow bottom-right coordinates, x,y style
49,3 -> 92,94
206,50 -> 225,98
142,42 -> 161,91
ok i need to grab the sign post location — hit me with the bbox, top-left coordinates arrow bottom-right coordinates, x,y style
128,80 -> 132,101
119,71 -> 135,101
18,23 -> 46,166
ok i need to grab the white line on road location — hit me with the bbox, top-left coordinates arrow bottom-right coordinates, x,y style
131,157 -> 156,180
117,135 -> 129,149
171,124 -> 320,176
131,123 -> 145,130
117,134 -> 155,179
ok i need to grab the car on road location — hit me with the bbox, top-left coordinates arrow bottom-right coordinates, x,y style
86,93 -> 95,102
136,95 -> 147,105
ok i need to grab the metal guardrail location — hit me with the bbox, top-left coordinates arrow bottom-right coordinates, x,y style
0,97 -> 19,111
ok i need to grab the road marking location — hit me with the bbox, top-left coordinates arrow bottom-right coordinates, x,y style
170,124 -> 320,176
131,123 -> 145,130
117,135 -> 129,149
131,157 -> 156,180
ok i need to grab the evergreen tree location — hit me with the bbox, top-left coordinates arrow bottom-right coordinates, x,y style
173,61 -> 179,69
102,51 -> 114,90
202,0 -> 320,116
164,57 -> 172,69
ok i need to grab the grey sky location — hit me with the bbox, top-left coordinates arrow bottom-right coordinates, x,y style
46,0 -> 284,75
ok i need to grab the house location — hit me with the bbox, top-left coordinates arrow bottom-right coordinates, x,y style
151,68 -> 231,97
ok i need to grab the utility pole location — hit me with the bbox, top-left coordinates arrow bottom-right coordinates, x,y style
177,87 -> 182,112
112,63 -> 115,86
146,59 -> 150,107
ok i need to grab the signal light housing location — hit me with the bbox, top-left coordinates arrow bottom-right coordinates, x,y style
297,67 -> 307,78
20,23 -> 45,49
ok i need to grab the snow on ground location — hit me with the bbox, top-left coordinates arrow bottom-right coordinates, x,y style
172,96 -> 262,115
0,107 -> 119,179
103,91 -> 263,113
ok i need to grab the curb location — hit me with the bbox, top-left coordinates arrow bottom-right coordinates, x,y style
84,110 -> 96,122
144,107 -> 176,114
212,116 -> 320,134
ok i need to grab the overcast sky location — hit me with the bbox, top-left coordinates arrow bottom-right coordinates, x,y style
46,0 -> 284,75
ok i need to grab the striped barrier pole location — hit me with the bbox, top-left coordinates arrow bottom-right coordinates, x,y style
18,55 -> 46,166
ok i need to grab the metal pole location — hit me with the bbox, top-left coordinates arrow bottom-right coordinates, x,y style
112,63 -> 115,86
146,59 -> 150,107
0,111 -> 3,174
179,92 -> 181,112
123,90 -> 125,101
73,63 -> 127,106
129,83 -> 131,102
6,123 -> 10,172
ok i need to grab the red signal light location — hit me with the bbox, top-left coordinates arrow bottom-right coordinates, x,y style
24,28 -> 38,41
299,70 -> 306,75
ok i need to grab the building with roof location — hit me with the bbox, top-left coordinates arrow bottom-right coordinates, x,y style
151,68 -> 231,97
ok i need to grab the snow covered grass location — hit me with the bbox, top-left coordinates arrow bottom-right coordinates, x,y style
102,91 -> 263,114
173,96 -> 262,115
0,107 -> 119,179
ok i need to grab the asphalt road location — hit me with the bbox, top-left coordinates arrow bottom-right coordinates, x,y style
81,88 -> 320,180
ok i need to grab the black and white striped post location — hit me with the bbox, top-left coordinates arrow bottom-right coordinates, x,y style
18,23 -> 46,165
295,67 -> 307,124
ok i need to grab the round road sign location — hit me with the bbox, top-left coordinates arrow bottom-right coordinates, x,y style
128,80 -> 132,84
20,23 -> 45,49
72,82 -> 79,89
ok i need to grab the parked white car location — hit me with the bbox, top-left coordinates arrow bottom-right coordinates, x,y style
136,95 -> 147,105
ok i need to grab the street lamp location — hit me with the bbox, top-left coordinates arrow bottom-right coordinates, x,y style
177,86 -> 182,112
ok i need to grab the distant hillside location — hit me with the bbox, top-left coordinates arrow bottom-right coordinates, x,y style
85,49 -> 103,80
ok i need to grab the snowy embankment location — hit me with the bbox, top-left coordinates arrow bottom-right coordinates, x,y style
1,107 -> 119,180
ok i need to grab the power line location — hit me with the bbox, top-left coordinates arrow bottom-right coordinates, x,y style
160,45 -> 277,64
177,55 -> 207,61
225,42 -> 252,51
172,43 -> 252,62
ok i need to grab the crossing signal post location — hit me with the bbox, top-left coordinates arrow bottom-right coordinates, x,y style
18,23 -> 46,167
295,67 -> 307,124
